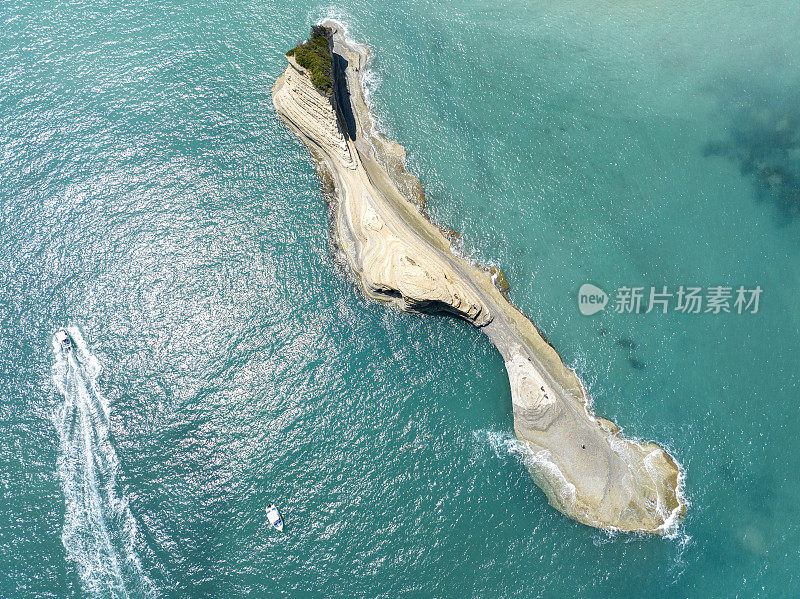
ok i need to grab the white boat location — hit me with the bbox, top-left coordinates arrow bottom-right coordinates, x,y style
266,504 -> 284,532
55,329 -> 72,352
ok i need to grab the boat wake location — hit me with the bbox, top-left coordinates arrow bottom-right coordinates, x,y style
51,326 -> 156,599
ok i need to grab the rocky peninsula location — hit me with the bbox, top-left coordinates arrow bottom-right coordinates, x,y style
272,21 -> 686,534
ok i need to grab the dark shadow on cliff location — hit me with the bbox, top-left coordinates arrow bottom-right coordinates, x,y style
332,53 -> 357,141
702,77 -> 800,223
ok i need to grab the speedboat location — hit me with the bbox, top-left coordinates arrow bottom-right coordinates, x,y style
266,504 -> 284,532
55,329 -> 72,352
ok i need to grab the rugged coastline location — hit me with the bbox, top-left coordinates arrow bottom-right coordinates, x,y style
272,21 -> 686,534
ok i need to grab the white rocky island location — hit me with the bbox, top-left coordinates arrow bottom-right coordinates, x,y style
272,21 -> 686,534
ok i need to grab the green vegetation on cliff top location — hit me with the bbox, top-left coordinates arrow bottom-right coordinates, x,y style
287,26 -> 332,94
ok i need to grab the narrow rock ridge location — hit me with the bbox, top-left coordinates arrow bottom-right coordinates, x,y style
272,21 -> 686,534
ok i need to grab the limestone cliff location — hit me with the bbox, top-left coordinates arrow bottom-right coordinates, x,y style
272,21 -> 686,534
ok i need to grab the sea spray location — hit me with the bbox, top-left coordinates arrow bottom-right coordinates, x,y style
472,428 -> 520,460
51,326 -> 156,599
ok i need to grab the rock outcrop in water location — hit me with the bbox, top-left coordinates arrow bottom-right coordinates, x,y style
272,21 -> 686,534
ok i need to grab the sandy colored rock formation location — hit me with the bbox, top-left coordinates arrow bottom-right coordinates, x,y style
272,21 -> 686,534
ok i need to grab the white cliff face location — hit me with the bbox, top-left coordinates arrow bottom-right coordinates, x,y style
275,55 -> 492,326
272,22 -> 685,534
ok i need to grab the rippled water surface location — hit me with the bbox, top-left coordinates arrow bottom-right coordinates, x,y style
1,0 -> 799,597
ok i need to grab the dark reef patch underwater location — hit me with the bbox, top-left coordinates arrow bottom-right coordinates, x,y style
703,78 -> 800,222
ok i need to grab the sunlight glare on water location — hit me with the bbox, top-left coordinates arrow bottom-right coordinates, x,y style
0,0 -> 798,596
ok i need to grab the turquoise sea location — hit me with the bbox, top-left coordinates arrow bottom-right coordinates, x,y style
1,0 -> 799,596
